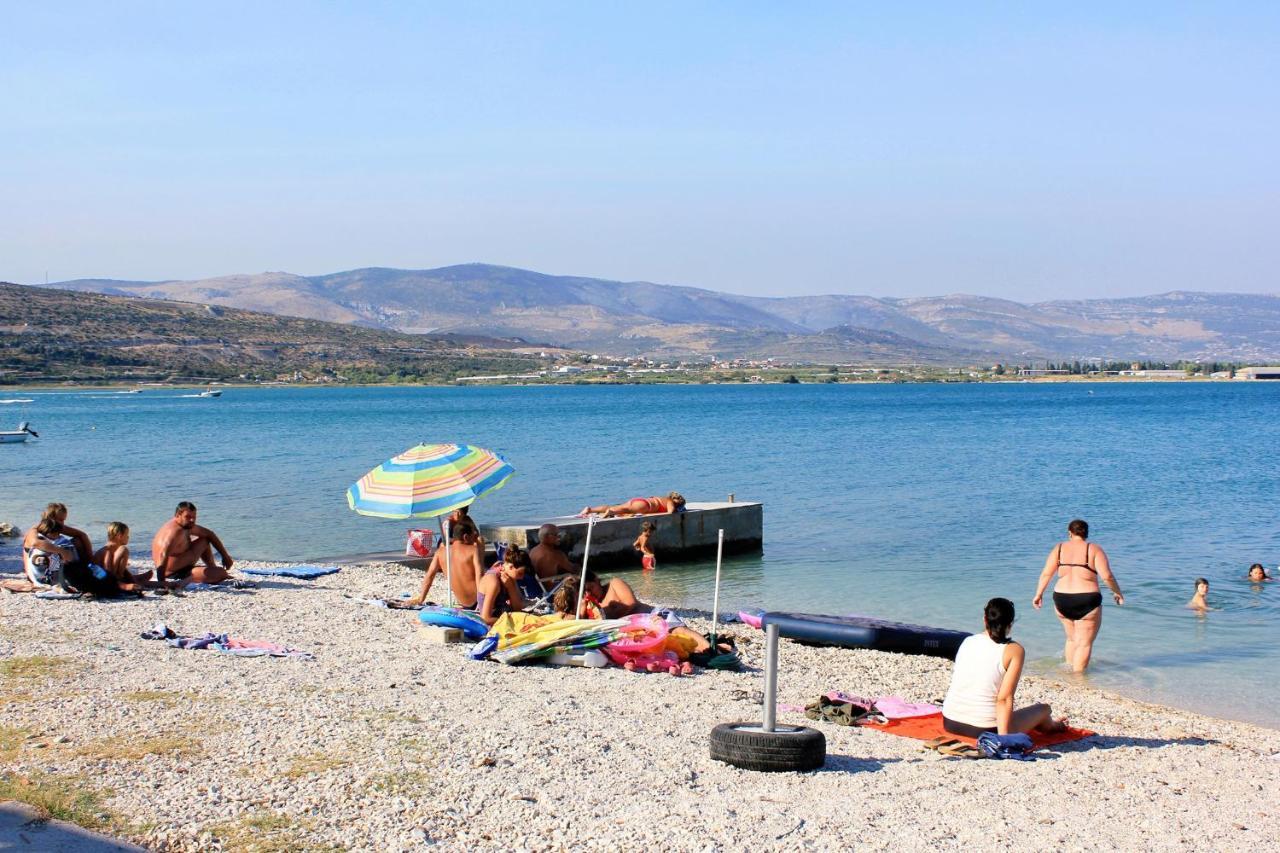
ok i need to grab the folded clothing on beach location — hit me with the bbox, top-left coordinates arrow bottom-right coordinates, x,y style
865,712 -> 1093,751
239,565 -> 340,579
977,732 -> 1035,760
140,622 -> 312,659
806,695 -> 886,727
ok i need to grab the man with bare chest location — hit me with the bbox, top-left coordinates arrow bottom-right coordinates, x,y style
150,501 -> 235,585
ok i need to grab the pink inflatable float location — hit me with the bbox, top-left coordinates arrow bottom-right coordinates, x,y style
604,614 -> 690,675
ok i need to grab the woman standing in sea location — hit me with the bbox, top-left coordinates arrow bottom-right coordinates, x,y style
1032,519 -> 1124,672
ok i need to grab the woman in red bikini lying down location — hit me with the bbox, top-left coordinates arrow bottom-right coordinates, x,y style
580,492 -> 685,518
1031,518 -> 1125,672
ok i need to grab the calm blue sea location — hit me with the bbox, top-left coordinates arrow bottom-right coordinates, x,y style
2,383 -> 1277,726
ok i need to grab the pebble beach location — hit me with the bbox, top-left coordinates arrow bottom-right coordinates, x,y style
2,557 -> 1279,852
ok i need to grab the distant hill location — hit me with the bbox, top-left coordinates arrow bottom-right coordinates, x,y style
42,264 -> 1280,361
0,283 -> 544,385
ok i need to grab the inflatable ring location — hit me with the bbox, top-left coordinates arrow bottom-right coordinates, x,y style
607,613 -> 669,655
418,605 -> 489,640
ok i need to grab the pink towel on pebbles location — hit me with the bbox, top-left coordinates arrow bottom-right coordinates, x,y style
825,691 -> 939,719
872,695 -> 940,719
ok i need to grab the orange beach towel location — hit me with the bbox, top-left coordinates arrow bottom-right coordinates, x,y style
865,713 -> 1093,750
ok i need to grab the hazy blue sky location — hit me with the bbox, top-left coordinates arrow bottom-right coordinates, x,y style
2,3 -> 1276,300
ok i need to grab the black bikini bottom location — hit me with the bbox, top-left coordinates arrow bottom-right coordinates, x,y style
1053,591 -> 1102,621
943,716 -> 996,738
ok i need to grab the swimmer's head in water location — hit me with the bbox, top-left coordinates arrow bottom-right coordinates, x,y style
1249,563 -> 1268,581
984,597 -> 1015,644
1194,577 -> 1209,592
1067,519 -> 1089,539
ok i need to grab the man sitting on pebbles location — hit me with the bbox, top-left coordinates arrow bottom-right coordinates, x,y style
151,501 -> 237,586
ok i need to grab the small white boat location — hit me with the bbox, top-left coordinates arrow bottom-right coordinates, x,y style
116,389 -> 142,394
0,421 -> 38,444
198,389 -> 222,398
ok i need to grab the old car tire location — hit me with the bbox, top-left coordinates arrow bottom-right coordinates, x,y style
709,722 -> 825,772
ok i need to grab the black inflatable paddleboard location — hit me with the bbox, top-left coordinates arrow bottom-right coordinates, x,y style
760,612 -> 968,659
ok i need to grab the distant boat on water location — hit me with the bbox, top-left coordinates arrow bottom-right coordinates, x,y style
198,388 -> 223,398
0,421 -> 38,444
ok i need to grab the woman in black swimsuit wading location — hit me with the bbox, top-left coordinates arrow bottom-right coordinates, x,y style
1032,519 -> 1124,672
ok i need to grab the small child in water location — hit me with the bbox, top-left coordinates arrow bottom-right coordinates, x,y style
1248,563 -> 1272,582
1186,577 -> 1209,611
634,521 -> 656,571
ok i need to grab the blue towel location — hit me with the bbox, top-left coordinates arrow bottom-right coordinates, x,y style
239,565 -> 340,579
977,732 -> 1035,760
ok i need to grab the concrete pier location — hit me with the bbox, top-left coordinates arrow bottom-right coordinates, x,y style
479,500 -> 763,570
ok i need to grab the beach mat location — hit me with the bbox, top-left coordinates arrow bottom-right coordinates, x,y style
865,712 -> 1093,750
239,565 -> 340,580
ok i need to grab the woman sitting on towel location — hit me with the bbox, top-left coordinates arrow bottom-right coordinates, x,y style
581,492 -> 686,518
475,546 -> 529,626
941,597 -> 1068,738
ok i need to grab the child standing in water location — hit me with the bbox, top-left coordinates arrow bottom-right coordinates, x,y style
1186,578 -> 1210,611
634,522 -> 657,571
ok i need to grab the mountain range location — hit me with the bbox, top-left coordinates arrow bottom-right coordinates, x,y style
40,264 -> 1280,363
0,282 -> 541,385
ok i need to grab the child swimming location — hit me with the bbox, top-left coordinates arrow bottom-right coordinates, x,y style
1186,577 -> 1209,611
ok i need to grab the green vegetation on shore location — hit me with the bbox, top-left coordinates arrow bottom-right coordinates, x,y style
0,283 -> 543,386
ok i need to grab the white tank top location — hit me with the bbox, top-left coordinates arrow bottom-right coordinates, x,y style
941,633 -> 1008,728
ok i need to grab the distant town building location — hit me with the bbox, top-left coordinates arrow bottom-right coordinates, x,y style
1236,366 -> 1280,380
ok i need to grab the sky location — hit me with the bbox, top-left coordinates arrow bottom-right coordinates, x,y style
1,2 -> 1277,301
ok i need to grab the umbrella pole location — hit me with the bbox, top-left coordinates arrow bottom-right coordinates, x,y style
440,517 -> 454,608
710,528 -> 724,647
574,517 -> 595,618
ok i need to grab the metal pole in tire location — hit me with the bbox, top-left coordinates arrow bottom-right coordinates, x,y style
708,617 -> 825,772
762,622 -> 779,732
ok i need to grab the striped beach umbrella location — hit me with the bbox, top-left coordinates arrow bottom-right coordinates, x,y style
347,443 -> 515,519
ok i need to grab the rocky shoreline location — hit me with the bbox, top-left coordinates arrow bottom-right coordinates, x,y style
2,558 -> 1279,851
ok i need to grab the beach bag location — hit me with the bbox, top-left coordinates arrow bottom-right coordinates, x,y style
25,550 -> 62,587
405,529 -> 435,558
24,534 -> 76,588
